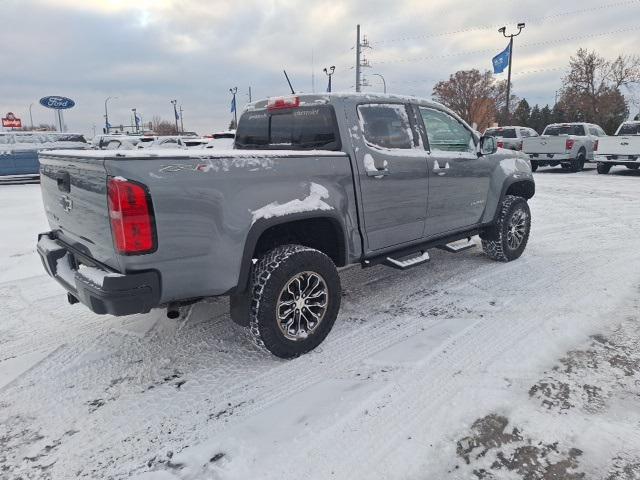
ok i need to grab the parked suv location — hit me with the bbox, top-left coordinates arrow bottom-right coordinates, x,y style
523,122 -> 605,172
484,126 -> 538,151
37,93 -> 534,358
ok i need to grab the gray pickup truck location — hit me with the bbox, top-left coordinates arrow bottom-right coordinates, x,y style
37,93 -> 534,358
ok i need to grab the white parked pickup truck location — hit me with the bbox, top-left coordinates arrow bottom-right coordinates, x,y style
594,121 -> 640,174
522,122 -> 606,172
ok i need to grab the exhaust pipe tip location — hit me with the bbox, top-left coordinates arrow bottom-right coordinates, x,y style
166,303 -> 181,319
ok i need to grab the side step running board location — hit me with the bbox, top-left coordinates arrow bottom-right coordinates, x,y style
384,251 -> 430,270
438,239 -> 475,253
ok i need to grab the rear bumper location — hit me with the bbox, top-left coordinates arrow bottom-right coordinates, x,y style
528,153 -> 572,161
37,232 -> 161,316
595,154 -> 640,164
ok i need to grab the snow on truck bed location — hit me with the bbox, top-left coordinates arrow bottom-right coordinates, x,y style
1,167 -> 640,480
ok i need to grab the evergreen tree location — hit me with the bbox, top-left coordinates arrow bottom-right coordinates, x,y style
540,105 -> 552,130
513,99 -> 531,127
529,105 -> 543,133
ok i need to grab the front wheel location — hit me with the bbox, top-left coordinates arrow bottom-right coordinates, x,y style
626,164 -> 639,170
597,162 -> 612,174
248,244 -> 341,358
481,195 -> 531,262
530,162 -> 538,172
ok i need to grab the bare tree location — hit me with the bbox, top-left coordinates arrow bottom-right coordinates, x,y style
558,49 -> 639,132
432,69 -> 516,131
152,115 -> 178,135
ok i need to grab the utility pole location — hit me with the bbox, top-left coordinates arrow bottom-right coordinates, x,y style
355,25 -> 372,92
170,99 -> 178,133
323,66 -> 335,92
132,108 -> 138,133
29,103 -> 34,130
498,23 -> 525,123
248,86 -> 252,103
179,105 -> 184,133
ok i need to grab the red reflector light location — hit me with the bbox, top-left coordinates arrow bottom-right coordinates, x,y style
107,177 -> 156,255
267,96 -> 300,110
497,141 -> 504,148
565,139 -> 575,150
594,140 -> 599,151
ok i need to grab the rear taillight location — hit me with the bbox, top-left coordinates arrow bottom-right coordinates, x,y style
497,141 -> 504,148
594,140 -> 598,151
107,177 -> 156,255
565,139 -> 575,150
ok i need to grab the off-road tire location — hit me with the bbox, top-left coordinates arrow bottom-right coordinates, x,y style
530,162 -> 538,172
626,164 -> 639,170
597,162 -> 611,174
480,195 -> 531,262
570,150 -> 586,172
248,244 -> 341,358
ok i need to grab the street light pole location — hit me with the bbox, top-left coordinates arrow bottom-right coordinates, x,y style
323,66 -> 335,93
371,73 -> 386,93
170,100 -> 179,134
28,103 -> 34,130
104,96 -> 117,133
229,87 -> 238,129
179,105 -> 184,133
498,22 -> 525,123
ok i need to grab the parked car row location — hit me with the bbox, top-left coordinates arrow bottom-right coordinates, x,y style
485,120 -> 640,174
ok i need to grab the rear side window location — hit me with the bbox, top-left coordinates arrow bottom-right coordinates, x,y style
420,107 -> 475,153
358,104 -> 414,150
0,135 -> 13,145
55,134 -> 87,143
235,105 -> 340,150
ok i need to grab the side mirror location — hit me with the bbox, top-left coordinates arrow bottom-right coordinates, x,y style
479,135 -> 497,156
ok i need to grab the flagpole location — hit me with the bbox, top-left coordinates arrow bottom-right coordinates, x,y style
229,87 -> 238,130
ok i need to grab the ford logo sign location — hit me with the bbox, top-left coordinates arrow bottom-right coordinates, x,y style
39,96 -> 75,110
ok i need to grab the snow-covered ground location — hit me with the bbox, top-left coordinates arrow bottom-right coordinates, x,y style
1,166 -> 639,480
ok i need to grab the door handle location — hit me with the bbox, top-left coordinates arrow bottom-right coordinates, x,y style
366,168 -> 389,177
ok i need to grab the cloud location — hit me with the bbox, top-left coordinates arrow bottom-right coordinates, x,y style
1,0 -> 639,135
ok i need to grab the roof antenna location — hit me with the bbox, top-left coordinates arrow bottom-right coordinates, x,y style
283,70 -> 295,94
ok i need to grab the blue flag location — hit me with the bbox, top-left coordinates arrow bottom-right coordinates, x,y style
134,114 -> 141,127
492,43 -> 511,74
230,96 -> 236,113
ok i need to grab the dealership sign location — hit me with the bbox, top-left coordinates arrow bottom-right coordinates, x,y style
2,112 -> 22,128
39,96 -> 75,110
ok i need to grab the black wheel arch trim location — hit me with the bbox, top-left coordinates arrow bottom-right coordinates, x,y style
233,211 -> 348,294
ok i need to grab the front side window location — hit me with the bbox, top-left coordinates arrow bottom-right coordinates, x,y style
357,104 -> 414,150
420,107 -> 475,153
618,123 -> 640,135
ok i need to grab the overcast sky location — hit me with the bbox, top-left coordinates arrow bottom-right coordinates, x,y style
1,0 -> 639,136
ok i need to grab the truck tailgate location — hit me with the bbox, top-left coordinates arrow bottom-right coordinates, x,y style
39,152 -> 119,269
597,136 -> 640,157
523,136 -> 566,154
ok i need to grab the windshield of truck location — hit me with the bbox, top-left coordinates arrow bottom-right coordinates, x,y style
617,123 -> 640,135
544,125 -> 585,136
485,128 -> 517,138
235,105 -> 341,150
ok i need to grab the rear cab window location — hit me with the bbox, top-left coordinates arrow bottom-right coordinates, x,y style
485,128 -> 517,139
544,125 -> 586,136
618,123 -> 640,135
235,105 -> 341,151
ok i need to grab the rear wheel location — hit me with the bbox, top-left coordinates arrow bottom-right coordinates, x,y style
570,150 -> 586,172
597,163 -> 612,175
481,195 -> 531,262
626,164 -> 639,170
247,244 -> 341,358
530,162 -> 538,172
